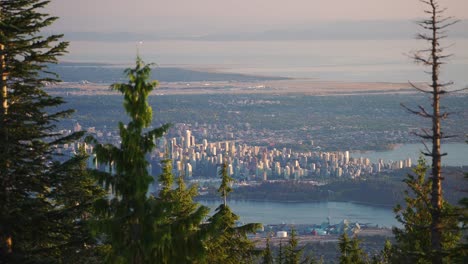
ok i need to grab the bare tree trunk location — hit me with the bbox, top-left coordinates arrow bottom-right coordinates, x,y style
429,2 -> 443,263
0,41 -> 12,256
1,1 -> 7,114
1,44 -> 6,115
431,24 -> 442,263
403,1 -> 460,263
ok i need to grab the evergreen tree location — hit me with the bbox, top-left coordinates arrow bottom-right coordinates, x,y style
277,240 -> 285,264
262,236 -> 274,264
392,157 -> 460,263
371,240 -> 392,264
275,231 -> 319,264
338,233 -> 367,264
0,0 -> 95,262
452,138 -> 468,262
338,233 -> 352,264
50,146 -> 108,263
284,229 -> 302,264
392,157 -> 432,263
453,172 -> 468,263
90,57 -> 170,263
154,159 -> 209,263
205,162 -> 262,263
401,1 -> 461,262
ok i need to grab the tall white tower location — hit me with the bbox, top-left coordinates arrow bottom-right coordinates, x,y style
185,130 -> 192,148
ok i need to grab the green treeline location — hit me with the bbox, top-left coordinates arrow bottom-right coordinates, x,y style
217,170 -> 466,206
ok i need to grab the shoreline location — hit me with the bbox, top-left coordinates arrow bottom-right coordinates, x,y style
195,197 -> 395,208
47,61 -> 442,96
45,79 -> 417,96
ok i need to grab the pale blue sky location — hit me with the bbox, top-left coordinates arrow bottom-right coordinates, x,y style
47,0 -> 468,34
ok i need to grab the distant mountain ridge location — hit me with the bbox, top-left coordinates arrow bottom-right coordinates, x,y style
61,20 -> 468,42
47,63 -> 288,83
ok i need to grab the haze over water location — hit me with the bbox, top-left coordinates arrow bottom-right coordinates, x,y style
48,0 -> 468,85
65,39 -> 468,86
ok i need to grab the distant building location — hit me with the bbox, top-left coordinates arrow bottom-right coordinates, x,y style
277,231 -> 287,238
186,163 -> 192,177
185,130 -> 192,148
74,122 -> 82,132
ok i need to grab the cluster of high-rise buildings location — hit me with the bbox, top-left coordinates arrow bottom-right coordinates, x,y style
59,123 -> 413,182
155,128 -> 412,181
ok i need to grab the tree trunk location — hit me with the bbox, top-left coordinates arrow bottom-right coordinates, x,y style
429,1 -> 443,263
0,41 -> 12,257
1,44 -> 7,115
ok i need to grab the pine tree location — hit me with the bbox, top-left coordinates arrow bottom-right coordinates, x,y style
451,138 -> 468,262
284,228 -> 302,264
50,146 -> 108,263
392,157 -> 460,263
205,162 -> 262,263
262,236 -> 274,264
381,240 -> 392,263
278,239 -> 285,264
371,240 -> 392,264
338,233 -> 367,264
349,237 -> 367,264
90,57 -> 170,263
401,1 -> 462,262
153,159 -> 209,263
338,233 -> 352,264
0,0 -> 93,262
453,172 -> 468,262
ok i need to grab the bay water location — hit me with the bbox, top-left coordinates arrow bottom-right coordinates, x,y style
351,143 -> 468,166
64,39 -> 468,85
200,200 -> 398,227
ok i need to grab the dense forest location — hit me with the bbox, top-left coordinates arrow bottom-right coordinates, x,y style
206,168 -> 466,207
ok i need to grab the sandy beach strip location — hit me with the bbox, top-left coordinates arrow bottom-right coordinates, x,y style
45,79 -> 417,96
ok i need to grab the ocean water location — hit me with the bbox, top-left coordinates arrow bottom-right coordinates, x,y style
64,39 -> 468,85
200,200 -> 398,227
351,143 -> 468,166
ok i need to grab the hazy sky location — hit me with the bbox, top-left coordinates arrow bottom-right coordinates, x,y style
47,0 -> 468,34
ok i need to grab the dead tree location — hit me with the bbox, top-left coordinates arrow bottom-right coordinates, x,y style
401,1 -> 462,263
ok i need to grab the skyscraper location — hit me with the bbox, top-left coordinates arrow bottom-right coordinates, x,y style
185,130 -> 191,148
186,163 -> 192,177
